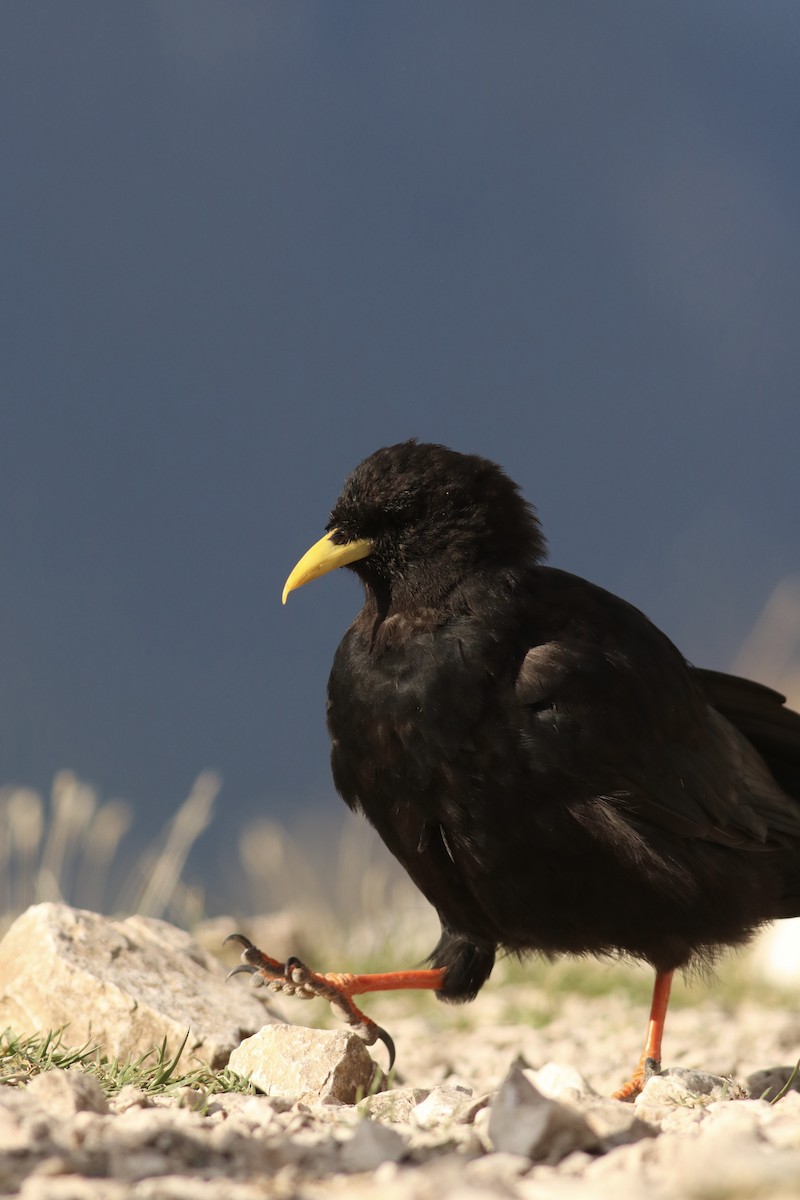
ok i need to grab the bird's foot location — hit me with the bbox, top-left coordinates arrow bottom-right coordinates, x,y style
612,1055 -> 661,1101
224,933 -> 397,1068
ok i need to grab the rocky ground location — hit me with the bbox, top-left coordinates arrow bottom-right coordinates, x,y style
1,905 -> 799,1198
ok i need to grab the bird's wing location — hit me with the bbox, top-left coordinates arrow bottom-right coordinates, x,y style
515,635 -> 800,852
693,667 -> 800,799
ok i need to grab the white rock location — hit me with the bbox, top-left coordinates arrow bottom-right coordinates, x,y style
360,1086 -> 430,1123
528,1061 -> 597,1099
0,903 -> 270,1068
26,1067 -> 109,1116
760,1091 -> 800,1149
410,1085 -> 473,1128
340,1119 -> 407,1172
579,1098 -> 656,1148
635,1066 -> 741,1119
701,1097 -> 772,1139
487,1065 -> 598,1162
228,1023 -> 382,1104
109,1085 -> 152,1113
0,1098 -> 51,1156
17,1179 -> 131,1200
663,1066 -> 742,1094
464,1150 -> 532,1185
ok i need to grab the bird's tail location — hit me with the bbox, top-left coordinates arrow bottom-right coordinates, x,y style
694,668 -> 800,803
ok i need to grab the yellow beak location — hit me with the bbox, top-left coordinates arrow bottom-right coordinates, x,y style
282,530 -> 373,604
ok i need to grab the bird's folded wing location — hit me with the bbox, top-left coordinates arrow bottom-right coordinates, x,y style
693,667 -> 800,798
515,642 -> 800,851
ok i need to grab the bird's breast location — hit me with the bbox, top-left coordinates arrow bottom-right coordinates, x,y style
326,619 -> 535,862
329,620 -> 495,785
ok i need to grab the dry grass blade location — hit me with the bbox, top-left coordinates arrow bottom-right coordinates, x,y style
4,787 -> 44,914
37,771 -> 97,904
75,798 -> 133,912
132,771 -> 220,919
0,770 -> 216,930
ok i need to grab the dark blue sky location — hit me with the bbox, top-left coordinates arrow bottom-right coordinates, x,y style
3,3 -> 799,889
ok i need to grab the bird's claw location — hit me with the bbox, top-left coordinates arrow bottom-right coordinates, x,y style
224,933 -> 396,1069
612,1056 -> 662,1102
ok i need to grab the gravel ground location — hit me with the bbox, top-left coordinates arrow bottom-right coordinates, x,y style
2,974 -> 800,1199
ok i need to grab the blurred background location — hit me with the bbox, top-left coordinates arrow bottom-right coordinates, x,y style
2,2 -> 799,921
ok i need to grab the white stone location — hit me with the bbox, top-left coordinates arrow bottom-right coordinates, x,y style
340,1118 -> 407,1172
528,1061 -> 597,1099
227,1023 -> 382,1104
26,1068 -> 108,1116
410,1085 -> 473,1129
487,1065 -> 598,1163
360,1086 -> 431,1123
0,904 -> 270,1068
634,1067 -> 745,1125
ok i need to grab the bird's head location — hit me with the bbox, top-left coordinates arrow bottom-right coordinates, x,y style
282,440 -> 546,609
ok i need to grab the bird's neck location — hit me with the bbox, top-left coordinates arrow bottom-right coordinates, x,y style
360,564 -> 530,630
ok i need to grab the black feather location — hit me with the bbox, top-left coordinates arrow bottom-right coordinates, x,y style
319,442 -> 800,992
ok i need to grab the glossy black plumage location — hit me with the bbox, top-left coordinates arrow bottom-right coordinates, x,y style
320,441 -> 800,1003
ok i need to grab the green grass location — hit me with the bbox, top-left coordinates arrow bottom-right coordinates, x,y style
0,1027 -> 256,1103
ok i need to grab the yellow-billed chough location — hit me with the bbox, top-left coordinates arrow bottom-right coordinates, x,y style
228,440 -> 800,1097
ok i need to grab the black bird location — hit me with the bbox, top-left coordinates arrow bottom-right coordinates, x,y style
229,440 -> 800,1096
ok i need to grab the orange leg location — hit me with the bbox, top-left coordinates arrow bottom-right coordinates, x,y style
613,969 -> 673,1100
225,933 -> 445,1067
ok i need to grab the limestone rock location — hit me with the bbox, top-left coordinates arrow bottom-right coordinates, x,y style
487,1065 -> 599,1162
528,1061 -> 597,1100
227,1024 -> 383,1104
760,1090 -> 800,1148
360,1086 -> 431,1123
340,1119 -> 407,1171
746,1064 -> 800,1101
464,1151 -> 532,1187
578,1097 -> 656,1149
26,1067 -> 109,1116
524,1062 -> 654,1149
635,1066 -> 745,1120
410,1084 -> 474,1129
0,903 -> 269,1068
